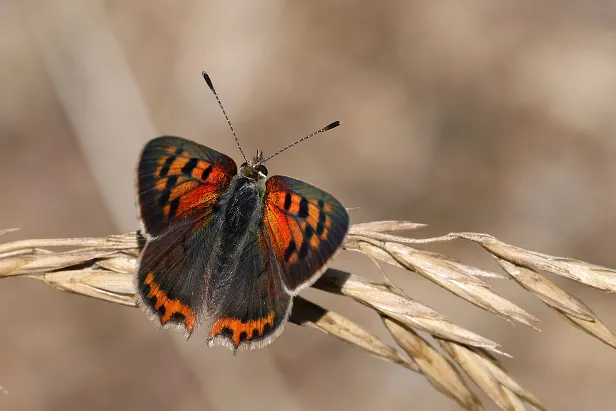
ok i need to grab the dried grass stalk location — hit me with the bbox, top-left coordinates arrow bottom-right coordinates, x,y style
439,342 -> 545,411
496,258 -> 616,349
291,297 -> 419,373
383,318 -> 482,411
3,221 -> 616,410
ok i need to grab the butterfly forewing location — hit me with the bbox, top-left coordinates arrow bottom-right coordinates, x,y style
136,136 -> 237,335
263,176 -> 350,293
137,136 -> 237,237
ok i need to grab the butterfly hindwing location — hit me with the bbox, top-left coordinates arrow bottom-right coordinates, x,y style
206,228 -> 292,351
136,136 -> 237,335
137,136 -> 237,237
263,175 -> 350,293
136,222 -> 217,335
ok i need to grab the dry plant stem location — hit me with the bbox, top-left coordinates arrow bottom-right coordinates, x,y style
439,341 -> 545,411
495,258 -> 616,349
346,236 -> 540,330
349,220 -> 427,233
313,269 -> 508,356
4,222 -> 616,410
384,230 -> 616,294
346,228 -> 616,350
383,318 -> 483,411
290,297 -> 419,373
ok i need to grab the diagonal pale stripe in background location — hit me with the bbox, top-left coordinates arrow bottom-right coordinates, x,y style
25,0 -> 154,232
23,1 -> 303,410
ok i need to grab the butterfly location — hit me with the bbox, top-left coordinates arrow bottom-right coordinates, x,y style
135,72 -> 350,352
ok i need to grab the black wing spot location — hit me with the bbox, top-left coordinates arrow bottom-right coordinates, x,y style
168,197 -> 180,218
201,165 -> 213,181
263,323 -> 272,334
252,328 -> 260,339
154,304 -> 166,319
305,224 -> 314,242
284,239 -> 297,262
158,190 -> 170,207
169,312 -> 186,323
316,210 -> 327,236
298,197 -> 309,218
283,192 -> 292,211
181,158 -> 199,176
239,331 -> 248,342
165,175 -> 178,189
298,240 -> 310,259
141,283 -> 152,297
159,175 -> 178,210
159,155 -> 176,178
221,327 -> 234,339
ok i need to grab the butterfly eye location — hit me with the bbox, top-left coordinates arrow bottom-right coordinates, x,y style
256,164 -> 268,176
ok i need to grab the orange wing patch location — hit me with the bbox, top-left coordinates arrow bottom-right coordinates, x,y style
261,175 -> 349,292
150,151 -> 233,223
264,191 -> 333,265
210,311 -> 276,348
144,273 -> 196,332
264,206 -> 293,262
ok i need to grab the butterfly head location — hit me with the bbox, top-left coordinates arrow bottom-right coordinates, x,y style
239,150 -> 268,181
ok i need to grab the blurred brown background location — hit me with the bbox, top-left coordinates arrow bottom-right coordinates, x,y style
2,1 -> 616,410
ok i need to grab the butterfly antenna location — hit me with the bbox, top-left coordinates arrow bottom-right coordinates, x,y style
202,71 -> 247,163
259,121 -> 341,164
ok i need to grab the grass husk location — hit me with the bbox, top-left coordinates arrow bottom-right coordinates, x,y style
3,221 -> 616,410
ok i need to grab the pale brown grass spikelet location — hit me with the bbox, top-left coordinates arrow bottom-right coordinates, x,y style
383,318 -> 483,411
291,297 -> 419,373
439,341 -> 545,411
3,221 -> 616,410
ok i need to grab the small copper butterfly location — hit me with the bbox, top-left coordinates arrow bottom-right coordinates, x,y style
135,72 -> 350,352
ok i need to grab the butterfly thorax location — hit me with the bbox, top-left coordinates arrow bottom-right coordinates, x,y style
219,174 -> 264,231
209,169 -> 267,279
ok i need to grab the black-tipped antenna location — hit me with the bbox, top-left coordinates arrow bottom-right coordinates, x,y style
259,121 -> 341,164
202,71 -> 247,162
